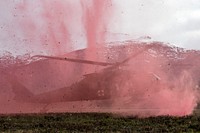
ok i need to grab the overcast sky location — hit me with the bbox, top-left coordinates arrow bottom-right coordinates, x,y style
0,0 -> 200,55
111,0 -> 200,49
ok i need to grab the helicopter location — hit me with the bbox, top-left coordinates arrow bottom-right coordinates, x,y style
5,44 -> 165,104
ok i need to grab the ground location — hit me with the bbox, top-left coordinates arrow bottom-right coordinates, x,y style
0,111 -> 200,132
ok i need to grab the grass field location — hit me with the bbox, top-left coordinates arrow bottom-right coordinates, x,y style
0,112 -> 200,132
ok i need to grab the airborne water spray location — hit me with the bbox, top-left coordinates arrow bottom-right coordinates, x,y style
0,0 -> 199,116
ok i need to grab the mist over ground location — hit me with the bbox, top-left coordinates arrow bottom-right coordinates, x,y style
0,0 -> 200,117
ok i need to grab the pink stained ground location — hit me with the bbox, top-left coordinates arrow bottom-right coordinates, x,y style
0,0 -> 200,117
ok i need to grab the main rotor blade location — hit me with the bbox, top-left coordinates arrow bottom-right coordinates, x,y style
32,55 -> 117,66
32,45 -> 152,67
121,45 -> 152,64
111,45 -> 153,68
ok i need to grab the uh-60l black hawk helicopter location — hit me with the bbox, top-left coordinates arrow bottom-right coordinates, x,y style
7,44 -> 163,104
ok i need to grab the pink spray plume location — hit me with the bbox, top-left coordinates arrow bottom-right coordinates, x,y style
0,0 -> 199,117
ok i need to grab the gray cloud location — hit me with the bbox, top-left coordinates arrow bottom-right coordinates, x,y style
109,0 -> 200,50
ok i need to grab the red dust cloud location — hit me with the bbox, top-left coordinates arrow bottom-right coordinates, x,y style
0,0 -> 200,117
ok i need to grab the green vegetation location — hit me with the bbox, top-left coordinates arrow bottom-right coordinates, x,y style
0,113 -> 200,132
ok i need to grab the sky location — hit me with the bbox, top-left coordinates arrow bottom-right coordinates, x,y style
0,0 -> 200,56
110,0 -> 200,49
